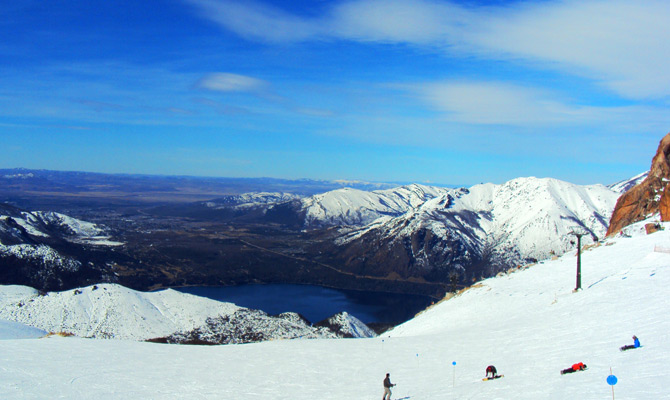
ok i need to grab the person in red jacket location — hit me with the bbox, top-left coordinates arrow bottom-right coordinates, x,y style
560,362 -> 587,375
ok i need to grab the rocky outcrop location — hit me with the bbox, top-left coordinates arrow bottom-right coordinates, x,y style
607,133 -> 670,236
314,311 -> 376,338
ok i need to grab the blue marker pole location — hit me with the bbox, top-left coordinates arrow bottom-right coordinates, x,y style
607,367 -> 618,400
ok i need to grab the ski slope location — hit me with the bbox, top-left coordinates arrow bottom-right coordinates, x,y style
1,219 -> 669,399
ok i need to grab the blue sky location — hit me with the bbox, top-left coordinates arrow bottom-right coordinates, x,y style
1,0 -> 669,186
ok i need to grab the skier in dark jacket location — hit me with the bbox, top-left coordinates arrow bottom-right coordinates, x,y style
560,362 -> 587,375
485,365 -> 498,379
383,373 -> 395,400
620,335 -> 641,351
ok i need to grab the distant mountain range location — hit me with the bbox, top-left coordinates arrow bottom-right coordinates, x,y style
0,168 -> 399,203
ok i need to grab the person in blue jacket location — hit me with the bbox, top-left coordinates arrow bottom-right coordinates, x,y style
620,335 -> 640,351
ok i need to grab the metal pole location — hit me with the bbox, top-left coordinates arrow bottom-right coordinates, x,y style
576,234 -> 582,291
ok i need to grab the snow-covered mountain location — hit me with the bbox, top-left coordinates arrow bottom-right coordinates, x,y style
0,203 -> 122,290
0,203 -> 121,248
331,177 -> 619,284
203,192 -> 302,209
267,183 -> 453,228
0,283 -> 375,343
1,215 -> 667,399
608,171 -> 649,193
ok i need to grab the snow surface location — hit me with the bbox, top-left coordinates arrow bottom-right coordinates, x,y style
0,320 -> 46,340
1,217 -> 669,399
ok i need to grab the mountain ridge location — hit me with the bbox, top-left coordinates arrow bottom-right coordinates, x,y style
324,176 -> 618,285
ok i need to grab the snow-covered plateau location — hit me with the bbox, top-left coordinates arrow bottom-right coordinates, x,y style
1,216 -> 668,399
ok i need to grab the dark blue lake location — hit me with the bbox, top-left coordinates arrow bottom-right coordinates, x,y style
175,284 -> 433,324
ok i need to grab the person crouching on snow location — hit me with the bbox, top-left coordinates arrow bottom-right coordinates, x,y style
560,362 -> 587,375
485,365 -> 497,379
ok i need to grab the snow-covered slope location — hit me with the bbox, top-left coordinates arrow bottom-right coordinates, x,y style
0,283 -> 374,342
608,171 -> 649,193
0,319 -> 46,340
0,216 -> 668,399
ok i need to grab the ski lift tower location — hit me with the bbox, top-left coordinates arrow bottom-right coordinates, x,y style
570,228 -> 589,291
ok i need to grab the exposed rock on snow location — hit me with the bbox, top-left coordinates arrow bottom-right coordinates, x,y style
155,310 -> 338,345
315,311 -> 376,338
608,132 -> 670,236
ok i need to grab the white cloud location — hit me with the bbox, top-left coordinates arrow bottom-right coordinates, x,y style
410,80 -> 670,127
184,0 -> 320,42
183,0 -> 670,100
329,0 -> 465,43
413,81 -> 584,125
196,72 -> 268,92
465,0 -> 670,100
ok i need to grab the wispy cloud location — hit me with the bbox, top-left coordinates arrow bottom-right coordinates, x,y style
465,0 -> 670,100
413,81 -> 586,125
407,80 -> 670,128
196,72 -> 269,92
183,0 -> 321,42
183,0 -> 670,100
183,0 -> 465,44
329,0 -> 466,43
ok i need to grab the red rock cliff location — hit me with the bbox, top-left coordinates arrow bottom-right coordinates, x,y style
607,133 -> 670,236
